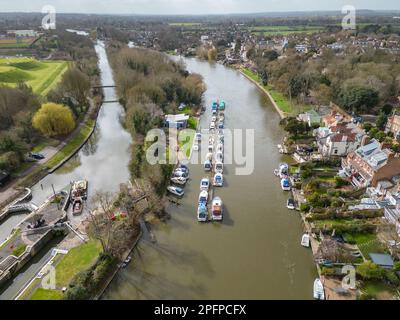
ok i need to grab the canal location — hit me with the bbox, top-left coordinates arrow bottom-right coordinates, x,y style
0,40 -> 132,300
103,58 -> 317,300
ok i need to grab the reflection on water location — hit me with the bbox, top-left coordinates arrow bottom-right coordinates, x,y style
104,57 -> 317,300
29,41 -> 132,205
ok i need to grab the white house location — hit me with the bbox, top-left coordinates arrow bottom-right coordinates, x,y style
315,123 -> 366,157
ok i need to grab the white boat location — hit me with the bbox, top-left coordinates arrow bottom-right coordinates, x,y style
279,163 -> 289,178
210,122 -> 216,130
200,178 -> 210,191
193,143 -> 199,151
313,279 -> 325,300
215,152 -> 224,163
171,176 -> 187,185
206,153 -> 213,161
209,136 -> 215,144
211,116 -> 217,122
301,234 -> 311,248
71,180 -> 88,201
198,190 -> 209,204
208,145 -> 214,153
204,160 -> 212,171
215,162 -> 224,174
196,133 -> 202,142
197,203 -> 208,222
287,198 -> 296,210
212,197 -> 223,221
167,186 -> 185,197
281,178 -> 291,191
217,144 -> 224,153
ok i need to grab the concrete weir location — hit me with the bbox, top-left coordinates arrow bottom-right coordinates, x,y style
0,191 -> 69,288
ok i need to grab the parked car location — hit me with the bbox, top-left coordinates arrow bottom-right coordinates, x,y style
29,152 -> 45,160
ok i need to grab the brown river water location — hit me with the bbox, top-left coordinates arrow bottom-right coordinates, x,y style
103,57 -> 317,300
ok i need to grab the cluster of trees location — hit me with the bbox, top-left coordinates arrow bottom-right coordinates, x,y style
0,83 -> 40,172
253,46 -> 400,115
32,103 -> 76,137
0,30 -> 98,175
107,44 -> 205,196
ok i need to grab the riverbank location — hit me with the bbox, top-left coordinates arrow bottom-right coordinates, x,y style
0,96 -> 102,213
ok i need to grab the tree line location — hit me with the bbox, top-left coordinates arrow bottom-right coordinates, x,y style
107,41 -> 205,196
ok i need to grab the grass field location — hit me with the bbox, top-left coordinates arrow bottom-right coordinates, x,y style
0,57 -> 68,95
249,25 -> 325,36
55,240 -> 102,287
29,288 -> 64,300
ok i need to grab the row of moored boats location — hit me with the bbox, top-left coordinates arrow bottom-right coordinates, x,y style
274,162 -> 325,300
196,100 -> 226,222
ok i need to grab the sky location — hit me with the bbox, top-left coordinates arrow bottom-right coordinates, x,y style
1,0 -> 400,15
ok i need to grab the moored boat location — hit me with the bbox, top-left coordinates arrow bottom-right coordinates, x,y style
281,178 -> 291,191
212,197 -> 223,221
204,160 -> 212,171
301,234 -> 311,248
200,178 -> 210,191
171,176 -> 187,185
71,180 -> 88,201
198,190 -> 209,204
197,203 -> 208,222
287,198 -> 296,210
213,173 -> 224,187
72,198 -> 84,216
313,279 -> 325,300
215,161 -> 224,174
167,186 -> 185,197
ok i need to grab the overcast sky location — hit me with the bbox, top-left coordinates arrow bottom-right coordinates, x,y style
2,0 -> 400,15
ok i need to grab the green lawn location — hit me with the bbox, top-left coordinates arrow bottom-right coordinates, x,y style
179,129 -> 196,158
44,119 -> 95,170
28,288 -> 64,300
241,68 -> 294,114
358,239 -> 387,259
55,240 -> 102,287
0,57 -> 68,95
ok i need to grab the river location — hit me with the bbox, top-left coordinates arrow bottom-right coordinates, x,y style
103,58 -> 317,300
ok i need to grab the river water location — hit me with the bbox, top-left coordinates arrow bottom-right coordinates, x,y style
103,58 -> 317,300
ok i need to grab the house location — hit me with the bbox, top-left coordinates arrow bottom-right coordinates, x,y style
0,170 -> 10,187
342,139 -> 400,188
315,123 -> 366,157
165,114 -> 190,129
385,114 -> 400,140
322,111 -> 345,128
298,110 -> 321,127
7,30 -> 38,37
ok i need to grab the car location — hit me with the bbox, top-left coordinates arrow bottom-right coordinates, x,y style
29,152 -> 45,160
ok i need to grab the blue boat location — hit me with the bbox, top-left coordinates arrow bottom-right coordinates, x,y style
197,203 -> 208,222
219,100 -> 226,111
212,101 -> 218,111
